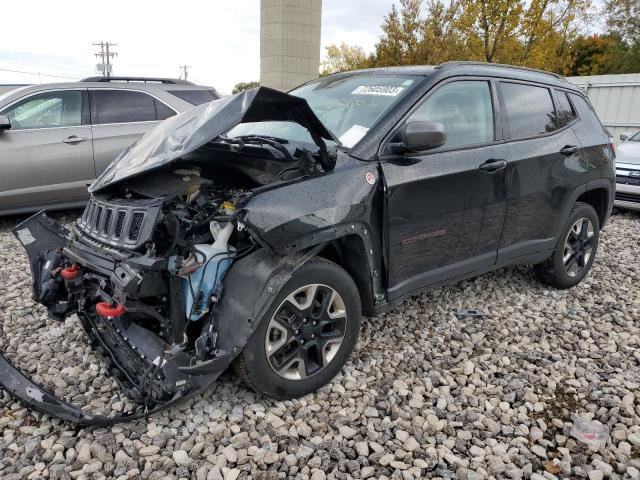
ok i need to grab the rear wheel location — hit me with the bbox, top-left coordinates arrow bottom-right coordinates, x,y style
534,202 -> 599,289
234,257 -> 361,399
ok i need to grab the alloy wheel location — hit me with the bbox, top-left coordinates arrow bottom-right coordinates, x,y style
562,217 -> 595,277
265,284 -> 347,380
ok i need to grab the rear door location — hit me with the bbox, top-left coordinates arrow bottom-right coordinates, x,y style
381,78 -> 508,299
496,81 -> 580,262
89,89 -> 176,175
0,89 -> 94,211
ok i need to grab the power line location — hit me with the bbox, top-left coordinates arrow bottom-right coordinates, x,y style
179,65 -> 191,81
94,41 -> 118,78
0,67 -> 82,81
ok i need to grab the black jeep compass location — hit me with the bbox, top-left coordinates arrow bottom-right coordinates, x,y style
4,62 -> 615,425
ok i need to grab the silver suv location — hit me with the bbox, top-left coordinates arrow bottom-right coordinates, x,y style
0,77 -> 218,215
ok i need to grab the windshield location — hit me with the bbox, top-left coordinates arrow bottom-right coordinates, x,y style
629,131 -> 640,142
228,74 -> 419,149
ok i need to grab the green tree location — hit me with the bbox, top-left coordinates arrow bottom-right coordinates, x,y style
372,0 -> 590,74
321,43 -> 374,74
232,81 -> 259,94
568,34 -> 633,75
604,0 -> 640,45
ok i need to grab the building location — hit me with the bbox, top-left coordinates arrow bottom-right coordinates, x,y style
260,0 -> 322,92
567,73 -> 640,143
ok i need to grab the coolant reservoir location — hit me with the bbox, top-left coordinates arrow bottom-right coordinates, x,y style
183,221 -> 234,321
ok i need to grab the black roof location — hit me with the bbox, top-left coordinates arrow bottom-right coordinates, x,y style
323,61 -> 575,90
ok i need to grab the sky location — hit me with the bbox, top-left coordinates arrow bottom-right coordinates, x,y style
0,0 -> 392,95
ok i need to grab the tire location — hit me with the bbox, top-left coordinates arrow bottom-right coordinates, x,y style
233,257 -> 361,400
534,202 -> 600,289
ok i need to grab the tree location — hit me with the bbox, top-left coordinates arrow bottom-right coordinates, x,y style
321,43 -> 374,75
568,34 -> 630,75
232,81 -> 259,94
372,0 -> 591,74
604,0 -> 640,46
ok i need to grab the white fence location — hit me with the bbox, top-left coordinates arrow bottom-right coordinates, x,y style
566,73 -> 640,144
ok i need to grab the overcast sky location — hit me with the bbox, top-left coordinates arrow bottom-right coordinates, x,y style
0,0 -> 392,94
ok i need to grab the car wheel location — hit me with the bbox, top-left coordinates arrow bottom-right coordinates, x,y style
233,257 -> 361,400
534,202 -> 600,289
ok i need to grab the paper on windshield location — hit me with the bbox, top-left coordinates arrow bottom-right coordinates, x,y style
339,124 -> 369,148
352,85 -> 404,96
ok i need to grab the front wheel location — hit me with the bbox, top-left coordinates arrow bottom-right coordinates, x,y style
234,257 -> 361,400
534,202 -> 600,289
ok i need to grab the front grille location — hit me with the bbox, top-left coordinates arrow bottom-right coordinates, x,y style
615,192 -> 640,203
76,196 -> 163,250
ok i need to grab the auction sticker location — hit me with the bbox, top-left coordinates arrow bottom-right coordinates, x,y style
352,85 -> 404,96
366,172 -> 376,185
16,228 -> 35,245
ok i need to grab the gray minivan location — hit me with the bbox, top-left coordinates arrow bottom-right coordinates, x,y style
0,77 -> 218,215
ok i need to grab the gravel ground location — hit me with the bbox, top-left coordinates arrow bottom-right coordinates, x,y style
0,209 -> 638,480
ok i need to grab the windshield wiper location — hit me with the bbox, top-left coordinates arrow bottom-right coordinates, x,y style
216,135 -> 293,161
233,134 -> 289,145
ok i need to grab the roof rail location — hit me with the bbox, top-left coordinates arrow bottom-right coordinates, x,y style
437,61 -> 566,80
80,76 -> 194,85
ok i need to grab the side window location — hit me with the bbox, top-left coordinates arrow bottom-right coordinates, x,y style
569,93 -> 606,133
91,90 -> 175,124
1,90 -> 82,130
407,80 -> 494,149
500,82 -> 556,138
553,90 -> 577,128
155,100 -> 175,120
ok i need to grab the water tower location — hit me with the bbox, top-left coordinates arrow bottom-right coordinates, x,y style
260,0 -> 322,92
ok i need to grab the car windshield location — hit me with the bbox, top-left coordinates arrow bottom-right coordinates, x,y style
629,131 -> 640,142
228,74 -> 419,149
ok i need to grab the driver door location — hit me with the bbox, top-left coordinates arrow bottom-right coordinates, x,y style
381,79 -> 508,300
0,89 -> 94,211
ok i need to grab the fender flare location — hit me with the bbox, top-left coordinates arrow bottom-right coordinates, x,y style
555,180 -> 613,239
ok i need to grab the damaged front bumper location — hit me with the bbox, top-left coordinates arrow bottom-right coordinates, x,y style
3,212 -> 306,426
2,212 -> 229,426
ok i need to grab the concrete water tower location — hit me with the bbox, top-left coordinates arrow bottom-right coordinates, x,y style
260,0 -> 322,92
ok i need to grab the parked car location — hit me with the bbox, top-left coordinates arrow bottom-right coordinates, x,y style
3,62 -> 614,425
0,77 -> 218,215
615,131 -> 640,211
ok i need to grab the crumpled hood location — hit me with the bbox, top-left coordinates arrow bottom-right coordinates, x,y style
90,87 -> 338,192
616,140 -> 640,165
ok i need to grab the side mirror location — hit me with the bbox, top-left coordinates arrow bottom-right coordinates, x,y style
620,132 -> 631,142
0,115 -> 10,132
399,121 -> 446,153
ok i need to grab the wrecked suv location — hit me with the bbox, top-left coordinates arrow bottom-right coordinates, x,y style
4,62 -> 615,425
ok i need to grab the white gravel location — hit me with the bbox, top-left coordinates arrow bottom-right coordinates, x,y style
0,209 -> 638,480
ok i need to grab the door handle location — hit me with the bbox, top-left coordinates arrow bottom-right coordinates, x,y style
478,159 -> 507,172
63,135 -> 88,144
560,145 -> 579,156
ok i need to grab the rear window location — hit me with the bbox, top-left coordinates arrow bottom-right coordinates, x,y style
500,82 -> 556,138
91,90 -> 176,124
168,89 -> 218,105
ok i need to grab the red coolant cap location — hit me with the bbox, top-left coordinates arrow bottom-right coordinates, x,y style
96,302 -> 126,317
61,264 -> 80,280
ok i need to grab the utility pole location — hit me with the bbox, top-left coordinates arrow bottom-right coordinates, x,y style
94,42 -> 118,77
179,65 -> 191,81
